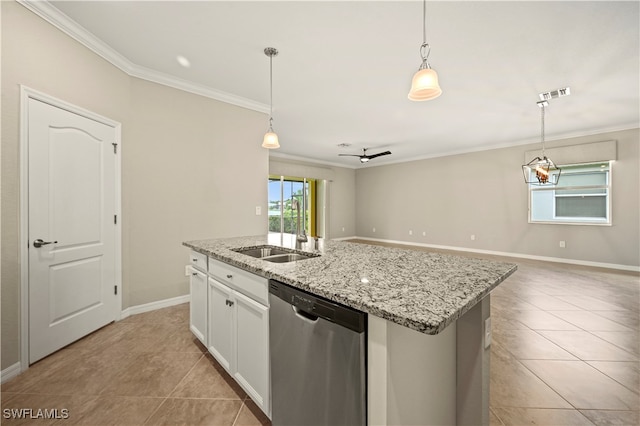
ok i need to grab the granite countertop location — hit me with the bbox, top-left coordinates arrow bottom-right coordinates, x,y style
183,235 -> 517,335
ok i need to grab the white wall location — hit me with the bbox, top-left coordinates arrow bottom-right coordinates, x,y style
355,128 -> 639,268
1,1 -> 267,369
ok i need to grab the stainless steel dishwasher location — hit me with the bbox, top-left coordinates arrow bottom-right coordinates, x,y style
269,280 -> 366,426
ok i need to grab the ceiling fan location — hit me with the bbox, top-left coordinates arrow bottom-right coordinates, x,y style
339,148 -> 392,163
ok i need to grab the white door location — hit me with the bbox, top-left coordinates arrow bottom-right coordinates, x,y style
28,97 -> 119,363
208,278 -> 234,372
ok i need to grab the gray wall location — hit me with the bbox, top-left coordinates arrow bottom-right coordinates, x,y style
356,128 -> 639,268
1,1 -> 267,369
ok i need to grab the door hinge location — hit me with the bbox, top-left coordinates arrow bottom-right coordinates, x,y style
114,285 -> 118,295
112,142 -> 118,154
114,214 -> 117,225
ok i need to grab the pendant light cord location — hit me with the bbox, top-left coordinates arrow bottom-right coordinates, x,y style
540,104 -> 546,156
269,53 -> 274,128
419,0 -> 431,68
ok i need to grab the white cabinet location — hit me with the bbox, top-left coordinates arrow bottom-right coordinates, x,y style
206,259 -> 270,418
189,250 -> 208,346
234,290 -> 269,410
207,278 -> 235,372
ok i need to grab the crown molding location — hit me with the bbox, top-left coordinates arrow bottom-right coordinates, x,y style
17,0 -> 270,114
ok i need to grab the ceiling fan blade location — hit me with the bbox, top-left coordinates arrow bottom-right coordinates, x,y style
338,154 -> 363,157
365,151 -> 392,159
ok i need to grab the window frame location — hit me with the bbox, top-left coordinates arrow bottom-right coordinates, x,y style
527,161 -> 612,226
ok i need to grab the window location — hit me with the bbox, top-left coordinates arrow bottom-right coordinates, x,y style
268,176 -> 318,238
529,161 -> 611,225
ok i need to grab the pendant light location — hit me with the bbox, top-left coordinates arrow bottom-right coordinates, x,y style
522,101 -> 561,185
408,0 -> 442,101
262,47 -> 280,149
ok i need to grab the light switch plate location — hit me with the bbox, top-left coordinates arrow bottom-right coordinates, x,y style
255,206 -> 262,215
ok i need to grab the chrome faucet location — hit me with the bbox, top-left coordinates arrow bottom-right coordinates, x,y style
292,198 -> 308,249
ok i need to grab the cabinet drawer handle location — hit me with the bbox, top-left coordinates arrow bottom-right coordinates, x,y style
226,274 -> 233,279
192,258 -> 198,262
225,299 -> 234,307
192,272 -> 198,276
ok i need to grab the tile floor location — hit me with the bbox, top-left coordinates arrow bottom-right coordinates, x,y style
1,304 -> 269,425
2,241 -> 639,425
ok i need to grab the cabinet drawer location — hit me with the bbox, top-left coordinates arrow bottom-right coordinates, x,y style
190,250 -> 208,272
209,258 -> 268,305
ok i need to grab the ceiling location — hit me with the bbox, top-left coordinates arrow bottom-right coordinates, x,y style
44,1 -> 639,168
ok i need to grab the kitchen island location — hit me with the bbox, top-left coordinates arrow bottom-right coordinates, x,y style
184,235 -> 517,425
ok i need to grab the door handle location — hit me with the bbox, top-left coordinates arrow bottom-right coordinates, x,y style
33,239 -> 57,248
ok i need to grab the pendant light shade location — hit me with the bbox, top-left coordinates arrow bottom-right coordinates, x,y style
408,0 -> 442,101
408,67 -> 442,101
262,130 -> 279,149
262,47 -> 280,149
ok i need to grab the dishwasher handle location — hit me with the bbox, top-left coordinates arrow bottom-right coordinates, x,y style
292,306 -> 319,323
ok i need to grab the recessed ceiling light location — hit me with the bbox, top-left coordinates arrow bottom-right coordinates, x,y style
176,55 -> 191,68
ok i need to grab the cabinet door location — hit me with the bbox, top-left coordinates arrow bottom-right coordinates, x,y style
189,268 -> 208,345
234,290 -> 270,416
208,278 -> 235,373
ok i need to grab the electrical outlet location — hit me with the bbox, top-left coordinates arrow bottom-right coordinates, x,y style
422,231 -> 426,237
185,265 -> 190,277
342,227 -> 345,232
373,227 -> 376,233
484,317 -> 492,349
559,240 -> 566,248
409,230 -> 413,235
470,234 -> 476,241
255,206 -> 262,215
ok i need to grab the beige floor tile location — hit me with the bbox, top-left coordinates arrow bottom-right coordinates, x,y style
579,409 -> 639,426
163,327 -> 208,354
100,352 -> 202,397
98,323 -> 184,355
525,295 -> 584,311
0,393 -> 96,426
234,399 -> 271,426
539,331 -> 637,361
493,329 -> 577,360
508,310 -> 581,331
521,360 -> 639,410
594,310 -> 640,331
64,321 -> 137,355
170,355 -> 246,399
550,311 -> 634,332
144,398 -> 242,426
490,315 -> 530,331
586,361 -> 640,394
555,295 -> 627,311
0,347 -> 87,393
489,343 -> 572,409
20,351 -> 138,396
489,408 -> 505,426
60,396 -> 164,426
492,407 -> 594,425
591,331 -> 640,358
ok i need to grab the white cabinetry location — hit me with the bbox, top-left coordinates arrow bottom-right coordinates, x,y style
207,258 -> 270,418
189,251 -> 208,345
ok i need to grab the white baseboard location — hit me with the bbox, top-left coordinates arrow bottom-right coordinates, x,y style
1,362 -> 22,384
331,236 -> 358,241
120,294 -> 190,320
352,237 -> 640,272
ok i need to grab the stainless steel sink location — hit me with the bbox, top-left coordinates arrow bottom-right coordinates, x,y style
233,246 -> 291,259
232,245 -> 318,263
263,253 -> 314,263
